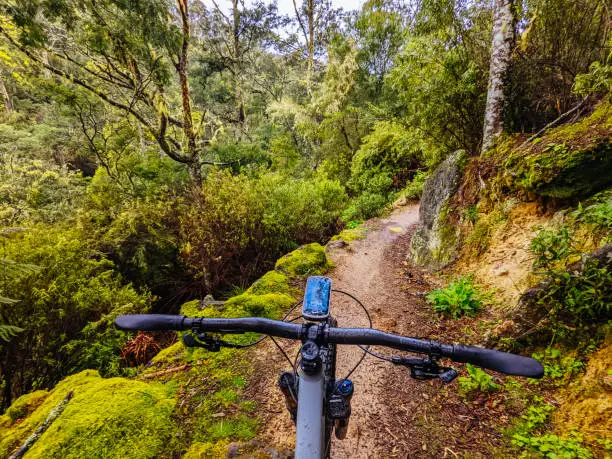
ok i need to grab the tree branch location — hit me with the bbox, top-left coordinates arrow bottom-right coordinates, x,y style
516,96 -> 590,151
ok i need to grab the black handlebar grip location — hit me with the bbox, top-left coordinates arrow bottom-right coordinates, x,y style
114,314 -> 191,331
451,344 -> 544,378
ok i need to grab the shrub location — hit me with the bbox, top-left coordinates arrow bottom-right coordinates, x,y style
81,171 -> 185,302
0,225 -> 150,406
179,170 -> 346,295
572,190 -> 612,232
537,258 -> 611,328
426,275 -> 484,318
530,226 -> 575,268
400,171 -> 428,200
350,121 -> 424,195
342,191 -> 389,221
458,363 -> 501,396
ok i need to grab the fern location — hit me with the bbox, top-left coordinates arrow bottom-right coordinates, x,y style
0,295 -> 18,304
0,324 -> 24,342
0,258 -> 41,276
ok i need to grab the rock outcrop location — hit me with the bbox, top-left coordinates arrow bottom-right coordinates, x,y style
409,150 -> 466,271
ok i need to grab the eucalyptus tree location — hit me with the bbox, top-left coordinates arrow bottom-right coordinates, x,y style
0,0 -> 225,184
292,0 -> 343,94
481,0 -> 516,154
349,0 -> 412,97
193,0 -> 290,137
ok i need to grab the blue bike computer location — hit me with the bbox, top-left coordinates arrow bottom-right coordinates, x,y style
302,276 -> 331,322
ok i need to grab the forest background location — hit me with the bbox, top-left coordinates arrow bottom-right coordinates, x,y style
0,0 -> 609,417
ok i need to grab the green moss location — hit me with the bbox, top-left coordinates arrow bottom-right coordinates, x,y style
246,270 -> 297,296
180,299 -> 204,317
504,101 -> 612,199
274,242 -> 332,276
0,370 -> 178,459
149,341 -> 186,367
430,216 -> 460,265
183,441 -> 230,459
330,226 -> 367,242
2,390 -> 49,424
224,292 -> 295,319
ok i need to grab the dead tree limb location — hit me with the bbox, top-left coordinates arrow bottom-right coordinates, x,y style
9,391 -> 74,459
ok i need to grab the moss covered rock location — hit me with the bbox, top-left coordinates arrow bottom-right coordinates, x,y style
409,150 -> 467,271
247,270 -> 297,297
1,390 -> 49,425
503,101 -> 612,199
274,242 -> 332,276
0,370 -> 177,459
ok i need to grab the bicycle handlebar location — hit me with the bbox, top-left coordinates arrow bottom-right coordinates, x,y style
115,314 -> 544,378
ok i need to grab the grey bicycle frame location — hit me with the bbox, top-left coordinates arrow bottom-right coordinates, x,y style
295,364 -> 327,459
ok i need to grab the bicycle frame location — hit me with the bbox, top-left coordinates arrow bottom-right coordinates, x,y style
294,276 -> 337,459
295,358 -> 327,458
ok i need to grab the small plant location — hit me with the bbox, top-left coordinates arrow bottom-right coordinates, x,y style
542,142 -> 570,155
529,226 -> 574,268
517,395 -> 555,431
512,433 -> 593,458
537,258 -> 611,328
458,363 -> 501,395
426,275 -> 484,318
531,348 -> 585,385
507,395 -> 593,458
465,204 -> 478,224
572,198 -> 612,231
345,220 -> 363,230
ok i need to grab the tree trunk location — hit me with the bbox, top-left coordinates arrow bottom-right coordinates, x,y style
232,0 -> 246,130
0,78 -> 13,114
307,0 -> 315,95
188,160 -> 202,185
1,343 -> 15,409
176,0 -> 200,187
481,0 -> 516,154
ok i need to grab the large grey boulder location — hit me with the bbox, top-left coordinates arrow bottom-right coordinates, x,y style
409,150 -> 466,271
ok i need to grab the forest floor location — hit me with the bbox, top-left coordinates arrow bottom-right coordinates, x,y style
245,204 -> 518,458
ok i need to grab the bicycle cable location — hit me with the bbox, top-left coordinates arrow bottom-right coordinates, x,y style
331,289 -> 373,380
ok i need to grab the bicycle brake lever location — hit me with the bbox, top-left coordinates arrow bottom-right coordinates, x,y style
183,333 -> 221,352
391,356 -> 458,383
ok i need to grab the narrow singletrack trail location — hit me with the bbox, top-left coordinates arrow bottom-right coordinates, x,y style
248,204 -> 505,458
326,204 -> 425,457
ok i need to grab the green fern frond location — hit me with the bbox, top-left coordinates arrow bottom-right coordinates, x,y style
0,325 -> 24,342
0,295 -> 19,304
0,258 -> 41,276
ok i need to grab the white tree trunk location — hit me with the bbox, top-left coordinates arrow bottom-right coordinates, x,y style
481,0 -> 516,154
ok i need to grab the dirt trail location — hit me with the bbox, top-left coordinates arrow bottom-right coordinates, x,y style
326,204 -> 425,458
249,204 -> 505,458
